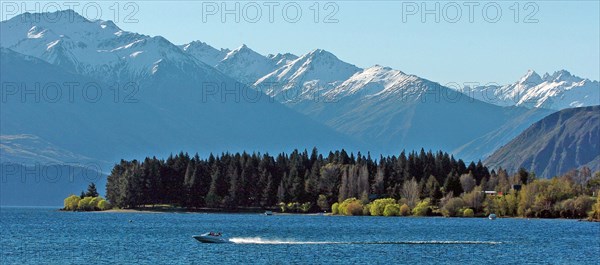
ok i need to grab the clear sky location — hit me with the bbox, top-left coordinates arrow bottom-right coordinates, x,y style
2,1 -> 599,84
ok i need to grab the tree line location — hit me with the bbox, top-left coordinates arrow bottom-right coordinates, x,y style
106,148 -> 488,210
105,148 -> 600,219
329,167 -> 600,219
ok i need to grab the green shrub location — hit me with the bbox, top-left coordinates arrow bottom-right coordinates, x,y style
331,202 -> 340,215
362,204 -> 371,216
573,196 -> 595,218
63,195 -> 80,211
287,202 -> 300,213
300,202 -> 313,213
90,197 -> 102,210
463,208 -> 474,217
412,199 -> 431,216
346,201 -> 364,216
278,202 -> 287,213
399,204 -> 411,216
369,198 -> 396,216
97,200 -> 111,210
338,198 -> 364,216
442,197 -> 465,217
77,197 -> 95,211
383,204 -> 400,216
64,195 -> 111,211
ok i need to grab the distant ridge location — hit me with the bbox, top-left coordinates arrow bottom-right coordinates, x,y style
485,106 -> 600,178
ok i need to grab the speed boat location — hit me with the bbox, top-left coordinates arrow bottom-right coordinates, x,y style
193,232 -> 231,243
488,213 -> 497,220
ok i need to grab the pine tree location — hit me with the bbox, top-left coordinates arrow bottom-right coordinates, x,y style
205,165 -> 224,208
372,165 -> 385,195
277,179 -> 286,203
85,183 -> 99,197
338,167 -> 349,202
444,170 -> 463,197
261,173 -> 274,207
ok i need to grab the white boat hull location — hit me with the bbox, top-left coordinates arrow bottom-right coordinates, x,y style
193,233 -> 231,244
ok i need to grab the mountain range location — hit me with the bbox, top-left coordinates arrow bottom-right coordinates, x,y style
460,70 -> 599,110
0,10 -> 366,171
1,10 -> 599,204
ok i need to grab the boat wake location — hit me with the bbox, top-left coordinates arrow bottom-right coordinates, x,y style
228,237 -> 502,245
229,237 -> 337,244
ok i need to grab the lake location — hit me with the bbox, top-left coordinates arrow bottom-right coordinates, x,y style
1,207 -> 598,264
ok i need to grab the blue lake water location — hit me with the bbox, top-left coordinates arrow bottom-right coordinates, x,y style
1,207 -> 598,264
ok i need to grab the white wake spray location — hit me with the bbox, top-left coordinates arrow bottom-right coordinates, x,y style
228,238 -> 502,245
229,237 -> 338,244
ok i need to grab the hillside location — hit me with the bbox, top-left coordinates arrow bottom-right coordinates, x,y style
485,106 -> 600,177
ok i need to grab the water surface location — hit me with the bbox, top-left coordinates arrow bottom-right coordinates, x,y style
1,207 -> 598,264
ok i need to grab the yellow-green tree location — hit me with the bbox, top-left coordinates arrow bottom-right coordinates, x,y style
338,198 -> 363,216
369,198 -> 396,216
90,197 -> 102,210
463,208 -> 474,217
97,199 -> 111,211
383,204 -> 400,216
412,199 -> 431,216
63,195 -> 81,211
78,197 -> 95,211
331,202 -> 339,215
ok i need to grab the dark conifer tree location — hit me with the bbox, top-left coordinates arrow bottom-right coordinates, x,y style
85,183 -> 99,197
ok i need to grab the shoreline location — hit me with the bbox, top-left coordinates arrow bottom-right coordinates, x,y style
96,208 -> 328,215
83,208 -> 597,221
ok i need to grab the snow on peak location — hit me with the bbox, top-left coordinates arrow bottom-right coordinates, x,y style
542,70 -> 582,83
518,69 -> 543,86
216,44 -> 275,84
324,65 -> 426,100
254,49 -> 360,102
98,20 -> 120,31
268,53 -> 298,67
461,69 -> 599,110
1,9 -> 208,82
303,49 -> 343,64
223,44 -> 251,57
179,40 -> 228,67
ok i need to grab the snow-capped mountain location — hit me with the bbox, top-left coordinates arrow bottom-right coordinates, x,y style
2,9 -> 594,165
0,10 -> 212,84
276,63 -> 554,159
215,44 -> 277,84
255,49 -> 360,103
1,11 -> 368,168
462,70 -> 599,110
179,40 -> 229,67
268,52 -> 298,67
324,65 -> 428,100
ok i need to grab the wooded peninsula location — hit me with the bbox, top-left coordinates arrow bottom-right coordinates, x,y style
95,148 -> 600,220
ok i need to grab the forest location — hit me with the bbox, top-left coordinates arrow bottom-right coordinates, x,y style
105,148 -> 600,219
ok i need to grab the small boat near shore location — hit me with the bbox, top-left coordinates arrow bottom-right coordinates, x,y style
488,214 -> 497,220
193,232 -> 231,243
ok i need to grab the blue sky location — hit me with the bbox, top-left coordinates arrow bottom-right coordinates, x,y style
2,1 -> 599,84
